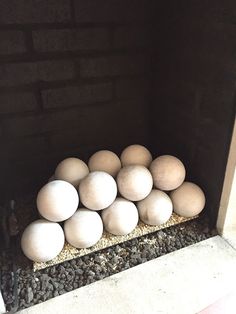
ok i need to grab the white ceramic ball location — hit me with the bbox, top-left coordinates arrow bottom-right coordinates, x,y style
170,182 -> 205,217
117,165 -> 153,201
79,171 -> 117,210
137,189 -> 173,226
55,157 -> 89,187
37,180 -> 79,222
120,144 -> 152,167
150,155 -> 186,191
88,150 -> 121,177
64,208 -> 103,249
101,197 -> 139,236
21,219 -> 65,262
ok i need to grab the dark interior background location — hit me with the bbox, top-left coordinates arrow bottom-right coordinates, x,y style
0,0 -> 235,225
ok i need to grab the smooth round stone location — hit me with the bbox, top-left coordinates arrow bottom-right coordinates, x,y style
21,219 -> 65,262
102,197 -> 139,236
79,171 -> 117,210
117,165 -> 153,201
170,182 -> 206,217
64,208 -> 103,249
120,144 -> 152,167
150,155 -> 186,191
88,150 -> 121,177
55,157 -> 89,187
37,180 -> 79,222
137,189 -> 173,226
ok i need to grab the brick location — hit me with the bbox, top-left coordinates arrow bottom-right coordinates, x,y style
0,92 -> 37,114
115,77 -> 149,100
80,54 -> 151,78
42,82 -> 112,109
5,136 -> 48,160
0,0 -> 71,24
74,0 -> 155,23
33,28 -> 110,52
0,60 -> 74,87
0,31 -> 26,54
114,25 -> 151,49
3,107 -> 92,137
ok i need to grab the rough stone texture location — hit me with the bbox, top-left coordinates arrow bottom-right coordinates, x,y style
15,236 -> 236,314
0,209 -> 217,312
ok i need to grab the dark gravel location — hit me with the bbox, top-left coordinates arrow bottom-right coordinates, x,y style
1,211 -> 217,313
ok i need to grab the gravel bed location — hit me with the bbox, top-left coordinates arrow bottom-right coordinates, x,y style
1,213 -> 217,313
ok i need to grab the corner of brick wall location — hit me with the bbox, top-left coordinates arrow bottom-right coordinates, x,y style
0,0 -> 154,197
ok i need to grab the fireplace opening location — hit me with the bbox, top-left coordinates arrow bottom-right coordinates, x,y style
0,0 -> 236,312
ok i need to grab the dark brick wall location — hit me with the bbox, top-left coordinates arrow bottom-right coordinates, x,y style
0,0 -> 235,225
151,1 -> 236,224
0,0 -> 154,198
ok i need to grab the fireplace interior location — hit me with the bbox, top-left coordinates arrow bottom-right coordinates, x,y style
0,0 -> 236,312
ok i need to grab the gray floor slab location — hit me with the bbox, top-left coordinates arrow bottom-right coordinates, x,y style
0,292 -> 6,314
17,236 -> 236,314
222,231 -> 236,250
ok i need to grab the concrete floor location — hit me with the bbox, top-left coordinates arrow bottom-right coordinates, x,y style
14,235 -> 236,314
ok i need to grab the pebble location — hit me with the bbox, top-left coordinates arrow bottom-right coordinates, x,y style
26,287 -> 34,304
2,215 -> 213,312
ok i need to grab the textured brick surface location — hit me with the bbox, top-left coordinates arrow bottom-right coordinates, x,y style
42,82 -> 113,108
6,136 -> 49,159
74,0 -> 155,23
0,0 -> 71,24
0,0 -> 235,210
114,25 -> 151,49
33,28 -> 110,52
0,92 -> 37,114
115,77 -> 149,99
3,105 -> 111,137
80,54 -> 151,77
0,60 -> 74,86
0,31 -> 26,54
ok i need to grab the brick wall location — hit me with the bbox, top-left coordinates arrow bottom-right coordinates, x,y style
0,0 -> 235,225
151,1 -> 236,224
0,0 -> 155,197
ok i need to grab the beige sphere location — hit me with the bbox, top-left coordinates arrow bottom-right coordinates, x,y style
150,155 -> 186,191
170,182 -> 205,217
88,150 -> 121,177
79,171 -> 117,210
120,144 -> 152,167
102,197 -> 139,236
55,157 -> 89,187
137,190 -> 173,226
64,208 -> 103,249
117,165 -> 153,201
21,219 -> 65,262
37,180 -> 79,222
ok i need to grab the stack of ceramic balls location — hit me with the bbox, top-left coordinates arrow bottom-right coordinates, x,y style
21,145 -> 206,263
